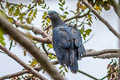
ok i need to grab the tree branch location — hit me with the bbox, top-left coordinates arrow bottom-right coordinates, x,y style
14,11 -> 90,39
95,53 -> 120,59
78,70 -> 99,80
1,60 -> 100,80
0,67 -> 42,80
0,44 -> 47,80
44,11 -> 90,31
15,22 -> 48,37
84,49 -> 120,57
110,0 -> 120,17
18,30 -> 52,44
81,0 -> 120,40
0,16 -> 64,80
1,48 -> 119,79
64,10 -> 90,22
0,61 -> 58,80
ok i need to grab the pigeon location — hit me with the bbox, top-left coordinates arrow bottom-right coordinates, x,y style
45,11 -> 86,73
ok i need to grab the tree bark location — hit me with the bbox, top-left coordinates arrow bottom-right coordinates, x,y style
0,16 -> 64,80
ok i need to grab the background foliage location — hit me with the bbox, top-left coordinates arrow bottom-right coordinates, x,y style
0,0 -> 119,80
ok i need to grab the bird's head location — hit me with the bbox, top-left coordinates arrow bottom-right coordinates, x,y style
45,11 -> 60,21
45,11 -> 64,28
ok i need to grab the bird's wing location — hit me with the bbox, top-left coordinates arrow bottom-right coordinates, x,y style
71,28 -> 83,47
53,27 -> 71,48
53,26 -> 72,66
71,28 -> 86,58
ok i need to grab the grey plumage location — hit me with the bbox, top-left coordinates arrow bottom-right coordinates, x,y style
46,11 -> 86,73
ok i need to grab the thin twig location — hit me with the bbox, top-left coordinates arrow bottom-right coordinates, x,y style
42,43 -> 56,56
0,67 -> 42,80
44,10 -> 90,31
0,61 -> 58,80
15,22 -> 48,37
18,30 -> 52,44
78,70 -> 99,80
42,43 -> 49,55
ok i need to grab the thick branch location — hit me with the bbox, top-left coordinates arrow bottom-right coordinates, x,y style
0,44 -> 47,80
0,16 -> 64,80
84,49 -> 120,57
110,0 -> 120,17
81,0 -> 120,39
95,53 -> 120,59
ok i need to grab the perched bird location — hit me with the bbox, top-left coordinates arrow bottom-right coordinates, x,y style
45,11 -> 86,73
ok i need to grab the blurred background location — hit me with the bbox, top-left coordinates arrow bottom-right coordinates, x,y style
0,0 -> 119,80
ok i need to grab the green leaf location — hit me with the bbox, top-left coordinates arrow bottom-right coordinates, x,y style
59,66 -> 63,69
28,9 -> 33,17
60,7 -> 64,11
83,34 -> 86,40
31,59 -> 38,67
59,0 -> 62,2
28,4 -> 31,8
33,8 -> 37,18
85,29 -> 92,35
88,14 -> 92,20
0,9 -> 7,18
0,28 -> 6,46
52,56 -> 56,59
6,2 -> 10,8
63,72 -> 65,76
65,68 -> 68,72
64,11 -> 68,14
48,54 -> 56,59
47,44 -> 53,48
42,4 -> 46,9
14,8 -> 20,16
80,26 -> 84,34
59,70 -> 63,74
46,18 -> 50,23
26,17 -> 31,24
58,3 -> 63,7
0,40 -> 6,46
88,21 -> 91,26
18,13 -> 25,23
62,0 -> 65,5
42,11 -> 47,19
7,17 -> 14,23
8,6 -> 15,16
48,54 -> 52,58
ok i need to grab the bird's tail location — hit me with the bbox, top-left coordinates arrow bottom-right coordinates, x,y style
78,45 -> 86,60
65,49 -> 78,73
